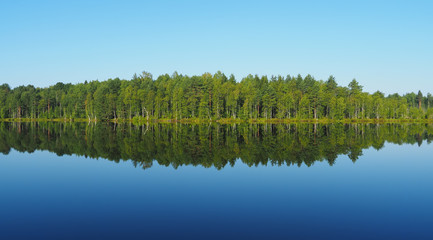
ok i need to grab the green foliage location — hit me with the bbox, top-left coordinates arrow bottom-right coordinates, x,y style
427,108 -> 433,119
409,107 -> 425,119
0,72 -> 432,121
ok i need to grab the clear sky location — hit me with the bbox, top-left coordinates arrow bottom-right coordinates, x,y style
1,0 -> 432,94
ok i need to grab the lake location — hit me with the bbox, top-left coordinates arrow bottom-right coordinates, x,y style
0,122 -> 432,239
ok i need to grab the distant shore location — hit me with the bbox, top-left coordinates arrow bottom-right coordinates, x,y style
2,118 -> 433,124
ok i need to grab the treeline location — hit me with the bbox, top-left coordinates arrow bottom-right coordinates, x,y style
1,71 -> 433,121
1,122 -> 432,170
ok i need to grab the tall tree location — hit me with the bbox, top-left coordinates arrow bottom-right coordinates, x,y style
416,90 -> 423,109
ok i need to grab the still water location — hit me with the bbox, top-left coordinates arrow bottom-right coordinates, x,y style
0,122 -> 432,239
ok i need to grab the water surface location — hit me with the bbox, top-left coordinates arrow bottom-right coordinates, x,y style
0,123 -> 432,239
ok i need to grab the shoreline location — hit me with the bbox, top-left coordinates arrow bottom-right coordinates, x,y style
1,118 -> 433,124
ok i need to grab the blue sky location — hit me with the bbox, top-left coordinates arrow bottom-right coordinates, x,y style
1,0 -> 432,94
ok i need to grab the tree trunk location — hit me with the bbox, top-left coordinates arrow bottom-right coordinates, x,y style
129,106 -> 132,120
314,106 -> 317,119
143,107 -> 149,122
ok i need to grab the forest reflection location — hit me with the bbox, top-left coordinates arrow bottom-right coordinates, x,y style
1,122 -> 432,170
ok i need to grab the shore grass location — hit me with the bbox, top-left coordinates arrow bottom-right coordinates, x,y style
0,118 -> 89,123
2,117 -> 433,124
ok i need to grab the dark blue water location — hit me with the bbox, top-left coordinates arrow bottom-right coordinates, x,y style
1,141 -> 432,239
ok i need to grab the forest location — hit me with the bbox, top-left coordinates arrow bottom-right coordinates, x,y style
1,71 -> 433,121
1,122 -> 432,170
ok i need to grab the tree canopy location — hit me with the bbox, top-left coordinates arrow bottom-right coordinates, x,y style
1,71 -> 432,121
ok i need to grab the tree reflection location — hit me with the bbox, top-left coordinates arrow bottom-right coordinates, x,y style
0,122 -> 432,170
